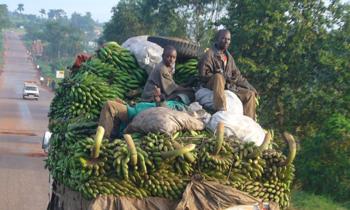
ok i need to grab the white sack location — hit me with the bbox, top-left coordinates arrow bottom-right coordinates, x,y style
207,112 -> 265,146
122,36 -> 163,74
195,88 -> 243,115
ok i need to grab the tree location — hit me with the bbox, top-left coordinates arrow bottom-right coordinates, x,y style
42,20 -> 83,59
296,113 -> 350,201
221,0 -> 349,135
102,0 -> 187,43
221,1 -> 350,200
177,0 -> 229,47
47,9 -> 67,20
0,4 -> 10,29
71,12 -> 94,34
17,3 -> 24,14
39,9 -> 46,18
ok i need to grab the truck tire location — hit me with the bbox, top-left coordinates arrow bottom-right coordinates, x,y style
147,36 -> 201,60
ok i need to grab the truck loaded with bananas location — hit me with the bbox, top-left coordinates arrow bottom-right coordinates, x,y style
46,41 -> 296,209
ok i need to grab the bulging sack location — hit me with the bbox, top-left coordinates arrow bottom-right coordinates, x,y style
124,107 -> 205,135
207,112 -> 265,146
195,88 -> 243,114
122,36 -> 163,75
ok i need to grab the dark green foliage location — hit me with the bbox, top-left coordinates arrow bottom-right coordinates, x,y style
222,0 -> 350,135
221,1 -> 350,201
102,0 -> 188,43
296,114 -> 350,201
0,4 -> 10,29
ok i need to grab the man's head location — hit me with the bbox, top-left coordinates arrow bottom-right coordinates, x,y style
162,45 -> 177,67
215,29 -> 231,51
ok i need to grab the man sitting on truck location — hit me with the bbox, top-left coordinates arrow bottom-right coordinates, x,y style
98,46 -> 192,139
198,29 -> 257,119
141,45 -> 194,104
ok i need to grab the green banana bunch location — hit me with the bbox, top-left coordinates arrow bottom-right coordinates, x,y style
49,72 -> 120,122
198,136 -> 233,173
79,176 -> 148,200
174,59 -> 198,84
97,42 -> 147,85
113,138 -> 154,180
142,168 -> 189,200
73,58 -> 119,82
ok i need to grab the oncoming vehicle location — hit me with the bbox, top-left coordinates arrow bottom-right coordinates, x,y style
42,131 -> 52,154
23,81 -> 40,100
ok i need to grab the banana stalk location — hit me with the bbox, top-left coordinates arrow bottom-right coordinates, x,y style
282,132 -> 297,165
214,122 -> 225,155
91,126 -> 105,158
259,131 -> 272,151
173,141 -> 196,163
124,134 -> 138,166
161,144 -> 196,159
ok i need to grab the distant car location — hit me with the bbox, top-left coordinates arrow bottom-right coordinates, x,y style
23,81 -> 39,100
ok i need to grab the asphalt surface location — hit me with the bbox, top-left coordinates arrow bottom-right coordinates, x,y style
0,31 -> 53,210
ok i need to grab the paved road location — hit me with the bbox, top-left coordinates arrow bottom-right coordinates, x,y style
0,31 -> 53,210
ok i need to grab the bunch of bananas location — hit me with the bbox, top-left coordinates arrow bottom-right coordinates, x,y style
229,141 -> 266,180
97,42 -> 147,86
49,73 -> 120,122
79,176 -> 148,200
197,138 -> 234,173
73,58 -> 118,82
65,121 -> 97,144
142,168 -> 189,200
174,58 -> 198,84
112,138 -> 154,180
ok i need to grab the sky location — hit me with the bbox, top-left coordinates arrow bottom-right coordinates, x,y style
1,0 -> 119,23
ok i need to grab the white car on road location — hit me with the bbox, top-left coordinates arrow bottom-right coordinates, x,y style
23,81 -> 39,100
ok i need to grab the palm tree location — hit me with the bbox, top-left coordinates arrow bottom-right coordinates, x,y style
39,9 -> 46,18
17,3 -> 24,14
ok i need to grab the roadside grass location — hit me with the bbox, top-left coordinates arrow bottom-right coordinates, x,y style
288,191 -> 349,210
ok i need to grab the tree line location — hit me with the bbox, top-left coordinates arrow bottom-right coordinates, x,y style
6,4 -> 100,79
0,4 -> 10,31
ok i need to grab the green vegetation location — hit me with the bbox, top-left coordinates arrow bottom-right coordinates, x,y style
290,191 -> 349,210
7,5 -> 99,80
0,4 -> 10,68
0,4 -> 10,29
223,1 -> 349,203
296,114 -> 350,202
101,0 -> 226,47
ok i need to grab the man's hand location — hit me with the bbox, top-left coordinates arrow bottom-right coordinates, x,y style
214,68 -> 224,74
153,85 -> 162,104
153,86 -> 161,97
250,87 -> 258,96
115,98 -> 126,104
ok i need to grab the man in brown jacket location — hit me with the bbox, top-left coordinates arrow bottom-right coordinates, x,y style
198,29 -> 257,119
141,45 -> 194,104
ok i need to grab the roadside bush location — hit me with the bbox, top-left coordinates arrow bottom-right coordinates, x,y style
296,113 -> 350,202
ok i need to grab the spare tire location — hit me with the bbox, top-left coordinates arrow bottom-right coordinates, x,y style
147,36 -> 201,60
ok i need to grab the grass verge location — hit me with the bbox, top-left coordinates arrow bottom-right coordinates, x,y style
288,191 -> 349,210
